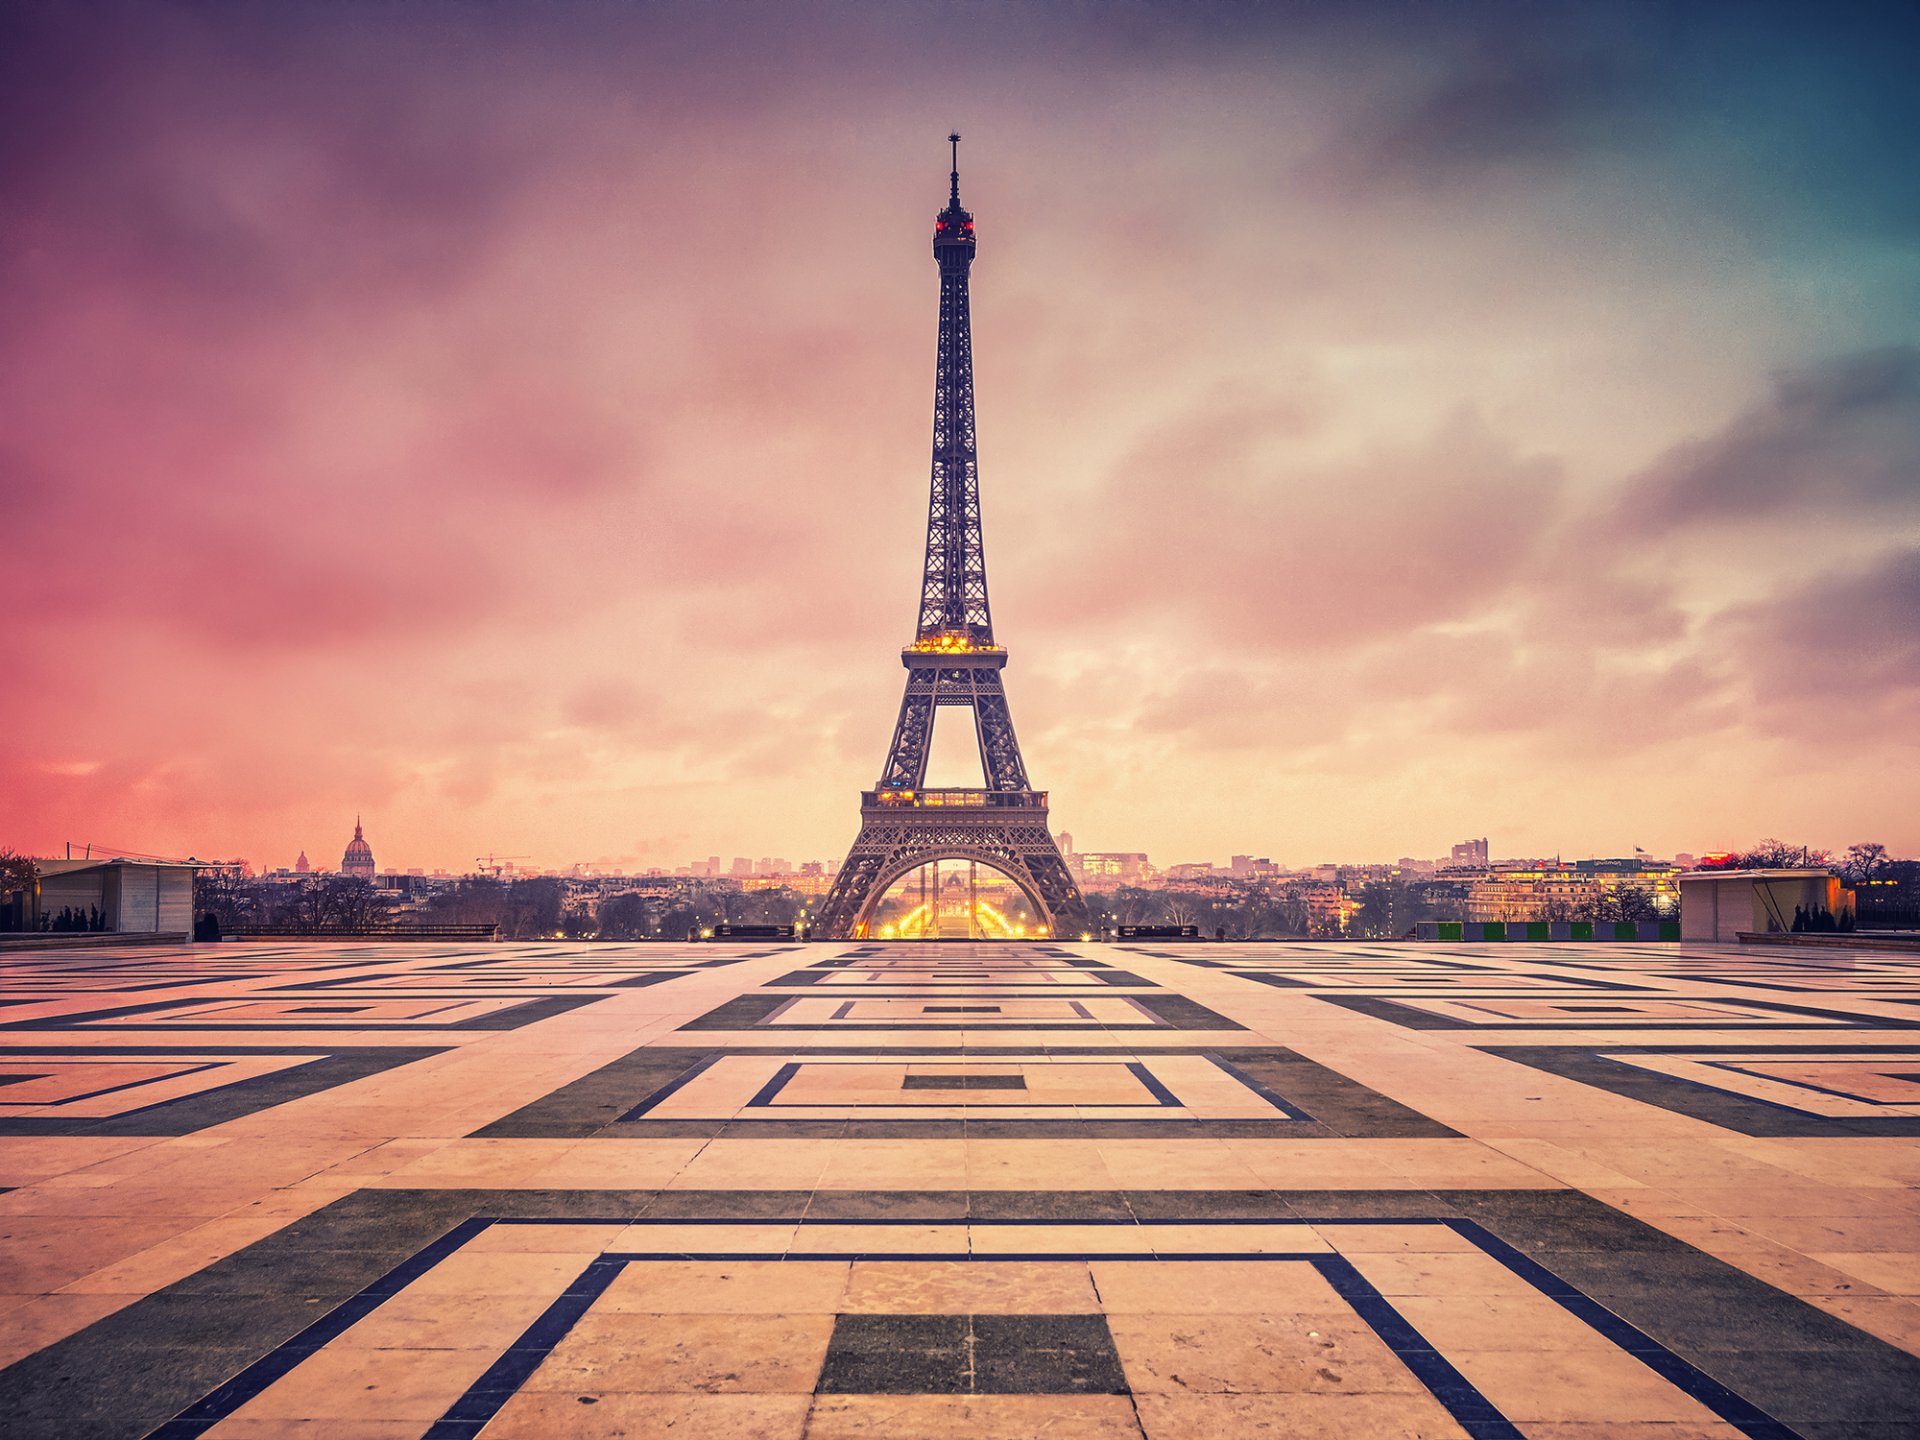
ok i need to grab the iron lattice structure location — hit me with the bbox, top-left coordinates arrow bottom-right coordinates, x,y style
816,138 -> 1091,941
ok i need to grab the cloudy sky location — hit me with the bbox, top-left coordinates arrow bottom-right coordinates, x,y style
4,1 -> 1917,873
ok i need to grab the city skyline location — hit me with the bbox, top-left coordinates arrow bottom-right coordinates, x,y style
6,3 -> 1918,874
186,811 -> 1755,882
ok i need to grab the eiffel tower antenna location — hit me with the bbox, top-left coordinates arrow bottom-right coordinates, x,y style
816,139 -> 1089,942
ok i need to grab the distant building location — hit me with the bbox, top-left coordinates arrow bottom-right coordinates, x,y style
1074,853 -> 1152,888
1298,882 -> 1352,935
14,858 -> 196,940
294,850 -> 311,875
1467,869 -> 1597,922
1451,838 -> 1490,867
341,817 -> 376,880
730,857 -> 753,877
1057,832 -> 1075,859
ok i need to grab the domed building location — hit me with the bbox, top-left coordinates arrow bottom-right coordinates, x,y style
341,817 -> 376,881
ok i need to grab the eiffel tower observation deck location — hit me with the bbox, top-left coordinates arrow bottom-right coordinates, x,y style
815,137 -> 1091,942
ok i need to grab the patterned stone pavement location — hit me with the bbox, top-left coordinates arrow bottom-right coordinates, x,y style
1,937 -> 1917,1438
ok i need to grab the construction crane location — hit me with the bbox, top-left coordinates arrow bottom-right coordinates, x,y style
474,854 -> 530,878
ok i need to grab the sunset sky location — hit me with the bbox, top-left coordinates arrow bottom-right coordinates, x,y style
4,1 -> 1917,874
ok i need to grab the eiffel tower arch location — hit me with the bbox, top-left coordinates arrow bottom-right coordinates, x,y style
816,137 -> 1092,942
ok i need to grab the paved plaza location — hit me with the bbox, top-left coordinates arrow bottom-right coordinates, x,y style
1,937 -> 1917,1438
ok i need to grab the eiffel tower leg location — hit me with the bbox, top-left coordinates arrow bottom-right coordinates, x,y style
878,668 -> 939,790
816,806 -> 1093,941
968,668 -> 1030,792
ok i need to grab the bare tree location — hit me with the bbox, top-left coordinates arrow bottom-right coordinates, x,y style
1735,838 -> 1832,869
1842,842 -> 1890,886
0,849 -> 37,932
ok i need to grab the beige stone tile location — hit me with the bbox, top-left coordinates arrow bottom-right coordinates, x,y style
966,1139 -> 1117,1190
221,1345 -> 499,1422
1390,1294 -> 1616,1352
1448,1348 -> 1728,1424
971,1223 -> 1158,1255
1732,1211 -> 1920,1253
815,1139 -> 969,1190
461,1222 -> 629,1254
0,1291 -> 139,1367
404,1250 -> 594,1297
1805,1250 -> 1920,1294
597,1259 -> 851,1313
805,1395 -> 1144,1439
481,1391 -> 812,1438
0,1213 -> 198,1293
58,1204 -> 338,1294
1314,1223 -> 1480,1254
0,1137 -> 169,1189
788,1222 -> 968,1254
522,1310 -> 833,1393
1514,1425 -> 1745,1439
1089,1259 -> 1348,1314
202,1420 -> 430,1439
842,1259 -> 1099,1313
1111,1312 -> 1423,1394
1151,1220 -> 1331,1253
1804,1292 -> 1920,1353
1094,1140 -> 1265,1189
525,1140 -> 707,1189
665,1139 -> 830,1189
327,1290 -> 558,1351
608,1222 -> 799,1255
1132,1390 -> 1471,1438
1343,1250 -> 1544,1299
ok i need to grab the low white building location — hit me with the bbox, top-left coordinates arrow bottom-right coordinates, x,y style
1678,868 -> 1851,943
28,859 -> 197,940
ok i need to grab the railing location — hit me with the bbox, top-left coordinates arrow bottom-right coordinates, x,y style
864,788 -> 1047,809
904,637 -> 1005,654
1858,901 -> 1920,931
223,923 -> 500,941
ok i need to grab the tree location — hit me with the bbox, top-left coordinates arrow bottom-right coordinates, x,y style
596,892 -> 655,941
0,848 -> 36,892
193,865 -> 256,932
1536,895 -> 1576,924
1352,882 -> 1410,940
1734,838 -> 1832,869
1842,842 -> 1890,886
500,878 -> 565,939
0,849 -> 37,933
1609,886 -> 1660,923
317,877 -> 385,931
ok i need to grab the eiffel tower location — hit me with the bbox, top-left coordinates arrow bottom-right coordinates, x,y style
816,136 -> 1091,942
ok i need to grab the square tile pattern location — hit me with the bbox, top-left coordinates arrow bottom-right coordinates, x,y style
0,935 -> 1916,1440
